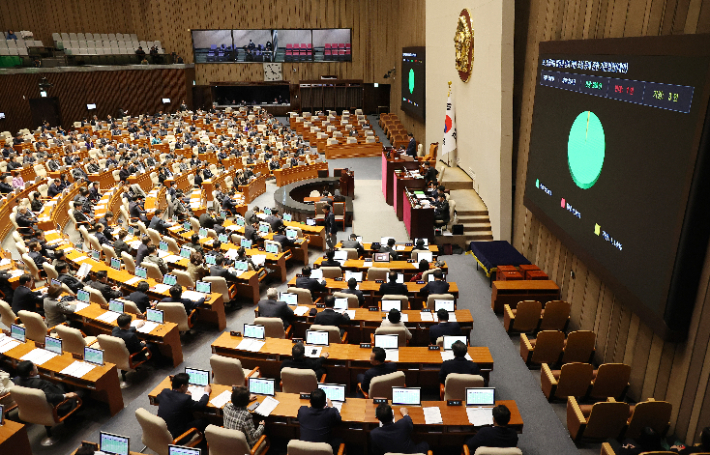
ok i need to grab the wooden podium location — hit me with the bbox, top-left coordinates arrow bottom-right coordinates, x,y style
336,168 -> 355,198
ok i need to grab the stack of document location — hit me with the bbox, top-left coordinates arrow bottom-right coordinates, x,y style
60,361 -> 96,378
125,277 -> 142,285
420,312 -> 434,322
183,290 -> 207,302
251,255 -> 267,267
73,302 -> 91,313
344,310 -> 356,319
396,245 -> 406,251
224,249 -> 239,259
21,348 -> 58,365
152,284 -> 172,294
423,407 -> 443,424
400,314 -> 409,322
236,338 -> 265,352
96,311 -> 121,323
8,269 -> 25,278
0,336 -> 21,353
332,401 -> 344,411
188,386 -> 208,401
293,307 -> 310,316
131,320 -> 159,333
255,396 -> 279,416
440,351 -> 473,361
305,346 -> 322,358
385,349 -> 399,362
164,255 -> 183,263
210,390 -> 232,408
466,407 -> 494,426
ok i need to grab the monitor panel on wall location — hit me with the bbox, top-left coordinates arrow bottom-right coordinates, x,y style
400,47 -> 425,121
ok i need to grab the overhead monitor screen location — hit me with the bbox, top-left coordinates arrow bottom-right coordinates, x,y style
400,47 -> 425,121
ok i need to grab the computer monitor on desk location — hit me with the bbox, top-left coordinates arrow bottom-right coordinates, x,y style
374,334 -> 399,349
280,292 -> 298,306
168,445 -> 201,455
109,300 -> 124,313
373,252 -> 390,263
147,308 -> 164,324
185,367 -> 210,386
100,432 -> 130,455
435,299 -> 455,312
244,323 -> 265,340
381,299 -> 402,312
466,387 -> 496,406
44,336 -> 62,355
392,387 -> 421,406
417,252 -> 433,263
195,281 -> 211,294
318,383 -> 346,402
306,329 -> 330,346
443,335 -> 468,350
249,377 -> 275,396
11,324 -> 25,342
344,270 -> 363,282
84,346 -> 104,366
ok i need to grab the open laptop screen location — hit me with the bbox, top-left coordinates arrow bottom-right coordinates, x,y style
443,335 -> 468,350
185,367 -> 210,386
244,324 -> 265,340
100,432 -> 130,455
249,377 -> 275,396
318,383 -> 346,402
392,387 -> 421,406
374,334 -> 399,349
306,330 -> 329,346
466,387 -> 496,406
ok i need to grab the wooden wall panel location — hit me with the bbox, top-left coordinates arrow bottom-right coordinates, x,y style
513,0 -> 710,444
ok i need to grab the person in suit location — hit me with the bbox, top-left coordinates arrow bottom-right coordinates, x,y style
434,194 -> 450,226
257,287 -> 294,329
162,284 -> 204,313
341,233 -> 364,257
271,225 -> 294,249
113,230 -> 131,259
126,281 -> 151,313
297,388 -> 342,449
43,285 -> 77,327
143,245 -> 168,274
410,260 -> 429,282
370,404 -> 429,455
465,405 -> 518,453
379,271 -> 408,296
112,314 -> 152,362
95,223 -> 113,247
129,196 -> 148,223
314,295 -> 351,336
341,277 -> 365,307
323,204 -> 338,250
422,161 -> 439,184
265,208 -> 284,232
186,234 -> 204,255
420,269 -> 449,297
156,373 -> 211,439
439,340 -> 480,384
280,342 -> 329,379
148,208 -> 171,235
244,221 -> 261,243
97,211 -> 115,232
379,308 -> 412,341
187,251 -> 210,283
429,308 -> 462,345
357,347 -> 397,397
296,266 -> 327,294
405,132 -> 417,158
55,262 -> 85,295
223,386 -> 265,446
321,250 -> 342,269
15,360 -> 81,414
47,178 -> 63,197
379,237 -> 399,260
87,270 -> 122,301
135,236 -> 152,266
27,240 -> 49,268
221,194 -> 239,216
12,274 -> 44,315
209,254 -> 240,283
199,208 -> 216,229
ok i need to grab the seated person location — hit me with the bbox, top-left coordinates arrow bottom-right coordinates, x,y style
320,250 -> 342,269
379,308 -> 412,341
410,259 -> 429,282
43,285 -> 77,327
236,246 -> 258,271
414,239 -> 428,251
257,287 -> 294,329
87,270 -> 123,301
676,427 -> 710,454
340,233 -> 364,257
618,427 -> 666,455
357,347 -> 397,397
157,372 -> 211,439
271,225 -> 294,249
187,251 -> 209,283
439,340 -> 480,384
135,236 -> 152,266
370,404 -> 430,455
113,230 -> 131,259
378,271 -> 408,296
186,233 -> 204,255
429,308 -> 462,345
213,216 -> 226,235
27,240 -> 49,268
298,388 -> 342,449
142,245 -> 168,275
162,284 -> 204,313
126,281 -> 151,313
95,223 -> 113,246
465,405 -> 518,453
296,266 -> 327,294
223,386 -> 265,446
12,274 -> 44,315
314,295 -> 351,335
379,237 -> 399,260
15,360 -> 82,415
210,254 -> 240,282
112,313 -> 154,362
280,342 -> 329,379
341,277 -> 365,307
420,269 -> 449,297
148,208 -> 171,235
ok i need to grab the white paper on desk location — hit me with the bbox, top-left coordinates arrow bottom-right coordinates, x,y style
400,314 -> 408,322
345,310 -> 356,319
63,247 -> 74,252
129,240 -> 142,249
44,229 -> 58,235
73,255 -> 88,262
332,401 -> 344,412
396,245 -> 405,251
9,269 -> 25,278
251,255 -> 266,267
420,312 -> 433,321
164,255 -> 183,263
0,259 -> 11,266
224,249 -> 239,259
183,290 -> 206,302
385,349 -> 399,362
96,311 -> 121,323
188,386 -> 208,402
293,306 -> 309,316
74,302 -> 90,313
305,346 -> 322,358
236,339 -> 265,352
424,407 -> 443,424
0,337 -> 21,353
466,407 -> 494,426
60,361 -> 96,378
134,321 -> 159,333
157,250 -> 170,258
310,269 -> 323,280
210,390 -> 232,409
255,396 -> 279,417
168,225 -> 183,232
125,277 -> 142,285
21,348 -> 58,365
225,225 -> 240,231
361,262 -> 372,268
152,284 -> 172,294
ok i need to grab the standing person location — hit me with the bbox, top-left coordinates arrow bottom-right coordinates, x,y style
405,132 -> 417,158
323,204 -> 337,251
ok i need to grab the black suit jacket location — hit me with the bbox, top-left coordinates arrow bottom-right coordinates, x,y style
58,273 -> 85,294
135,244 -> 149,266
379,281 -> 408,296
429,321 -> 461,345
465,426 -> 519,453
405,138 -> 416,157
47,183 -> 62,197
257,299 -> 294,327
244,225 -> 259,242
341,288 -> 365,307
439,356 -> 481,384
111,326 -> 143,354
15,376 -> 66,405
156,388 -> 209,438
280,356 -> 326,378
297,406 -> 342,443
370,415 -> 426,455
421,280 -> 450,297
296,276 -> 327,294
12,286 -> 44,314
199,213 -> 215,229
324,211 -> 337,235
314,308 -> 350,327
88,280 -> 122,301
210,265 -> 238,282
126,290 -> 151,313
361,362 -> 398,393
149,216 -> 170,235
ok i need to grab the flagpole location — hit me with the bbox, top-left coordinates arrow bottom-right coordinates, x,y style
447,81 -> 452,167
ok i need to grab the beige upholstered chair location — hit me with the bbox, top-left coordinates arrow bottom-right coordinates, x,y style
84,285 -> 108,306
146,228 -> 162,246
287,439 -> 344,455
541,362 -> 594,401
11,385 -> 83,445
135,407 -> 203,455
18,310 -> 52,342
310,324 -> 347,344
21,253 -> 43,281
206,424 -> 270,455
254,317 -> 290,339
373,327 -> 406,347
123,300 -> 142,315
440,373 -> 484,400
97,333 -> 151,386
341,248 -> 359,260
520,330 -> 565,366
42,262 -> 59,280
54,324 -> 98,355
87,234 -> 102,252
320,266 -> 342,279
210,354 -> 257,386
381,295 -> 409,311
173,269 -> 195,288
359,371 -> 405,400
0,299 -> 18,327
203,276 -> 237,301
281,367 -> 322,393
366,267 -> 389,281
469,448 -> 523,455
121,252 -> 136,274
163,236 -> 181,253
287,287 -> 318,305
101,244 -> 118,266
156,302 -> 197,332
142,261 -> 164,280
567,397 -> 629,442
333,292 -> 360,308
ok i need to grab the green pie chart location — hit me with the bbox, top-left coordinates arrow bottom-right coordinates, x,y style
568,111 -> 605,189
409,69 -> 415,94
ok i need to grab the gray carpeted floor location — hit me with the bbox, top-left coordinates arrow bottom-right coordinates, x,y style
1,118 -> 594,455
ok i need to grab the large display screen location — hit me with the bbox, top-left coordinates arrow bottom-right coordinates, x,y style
524,35 -> 710,340
401,47 -> 425,121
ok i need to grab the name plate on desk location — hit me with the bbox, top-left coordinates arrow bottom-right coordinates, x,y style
373,398 -> 388,404
375,280 -> 384,284
428,345 -> 440,351
447,400 -> 463,406
407,259 -> 415,263
316,304 -> 325,308
334,277 -> 343,281
421,308 -> 431,312
405,243 -> 413,247
292,338 -> 304,344
360,343 -> 371,349
300,393 -> 311,399
230,331 -> 242,337
368,307 -> 379,312
417,281 -> 425,284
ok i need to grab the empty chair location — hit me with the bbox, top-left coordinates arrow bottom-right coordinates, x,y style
121,252 -> 136,274
503,300 -> 542,334
54,324 -> 98,355
97,334 -> 151,386
520,330 -> 565,366
366,267 -> 390,281
254,317 -> 290,339
589,363 -> 631,400
567,396 -> 629,442
146,228 -> 161,245
358,371 -> 405,399
21,253 -> 42,281
281,367 -> 322,393
10,385 -> 83,446
286,287 -> 319,306
18,310 -> 52,342
0,300 -> 18,328
373,327 -> 406,346
173,269 -> 194,288
560,330 -> 596,364
624,399 -> 672,440
541,362 -> 594,401
42,262 -> 59,280
539,300 -> 571,331
340,248 -> 359,260
102,244 -> 118,265
333,291 -> 360,308
440,373 -> 484,400
320,266 -> 342,279
210,354 -> 258,386
142,262 -> 163,281
287,439 -> 344,455
205,424 -> 270,455
135,407 -> 203,455
202,276 -> 237,302
310,324 -> 347,344
156,302 -> 197,332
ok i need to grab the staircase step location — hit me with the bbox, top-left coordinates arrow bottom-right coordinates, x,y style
462,224 -> 492,232
465,233 -> 494,241
456,209 -> 489,216
457,215 -> 490,223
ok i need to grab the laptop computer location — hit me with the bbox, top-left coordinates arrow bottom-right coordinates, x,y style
283,213 -> 292,222
198,228 -> 208,238
205,254 -> 217,266
135,266 -> 147,279
218,233 -> 229,243
318,383 -> 346,403
374,334 -> 399,349
108,299 -> 124,313
236,216 -> 246,226
373,252 -> 390,262
168,445 -> 201,455
44,336 -> 62,355
381,299 -> 402,312
249,377 -> 275,396
333,298 -> 348,311
100,432 -> 130,455
159,241 -> 169,252
344,270 -> 363,282
185,367 -> 210,387
306,218 -> 316,226
110,257 -> 122,271
443,335 -> 468,350
417,252 -> 433,263
90,249 -> 101,261
241,239 -> 253,248
466,387 -> 496,406
259,223 -> 270,234
435,299 -> 455,312
380,236 -> 394,245
392,387 -> 421,406
77,289 -> 91,303
264,207 -> 272,215
306,330 -> 330,346
244,324 -> 266,340
265,243 -> 279,254
286,229 -> 298,240
180,246 -> 192,258
280,292 -> 298,306
84,346 -> 104,366
10,324 -> 25,342
163,274 -> 177,286
195,281 -> 211,294
146,308 -> 164,324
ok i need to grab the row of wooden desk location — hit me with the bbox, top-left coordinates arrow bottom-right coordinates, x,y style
312,257 -> 448,281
